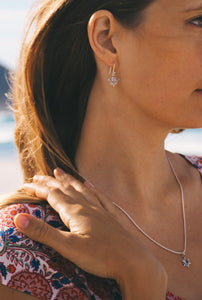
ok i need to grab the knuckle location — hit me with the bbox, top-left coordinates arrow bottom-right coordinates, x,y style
47,187 -> 63,203
73,183 -> 85,193
64,185 -> 75,194
60,173 -> 72,183
48,187 -> 61,196
35,185 -> 45,198
34,175 -> 48,184
73,204 -> 86,215
61,174 -> 79,187
38,178 -> 47,184
36,221 -> 49,241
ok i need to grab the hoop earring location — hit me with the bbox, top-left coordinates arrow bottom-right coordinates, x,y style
108,64 -> 120,87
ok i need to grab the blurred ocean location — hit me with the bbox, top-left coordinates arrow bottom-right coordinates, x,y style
1,110 -> 202,158
1,0 -> 202,195
166,129 -> 202,156
0,111 -> 22,194
0,110 -> 202,194
0,111 -> 16,156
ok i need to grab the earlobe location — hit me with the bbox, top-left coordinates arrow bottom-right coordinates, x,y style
88,10 -> 119,67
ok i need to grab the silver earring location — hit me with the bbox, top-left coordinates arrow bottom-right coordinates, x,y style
108,64 -> 120,87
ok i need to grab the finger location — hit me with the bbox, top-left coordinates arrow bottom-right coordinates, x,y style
54,169 -> 103,208
24,182 -> 72,213
33,175 -> 80,201
23,183 -> 86,227
54,168 -> 115,212
82,183 -> 115,213
33,173 -> 98,207
32,175 -> 88,206
24,182 -> 49,198
14,213 -> 78,262
33,174 -> 62,189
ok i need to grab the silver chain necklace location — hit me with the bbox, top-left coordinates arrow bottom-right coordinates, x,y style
112,156 -> 191,268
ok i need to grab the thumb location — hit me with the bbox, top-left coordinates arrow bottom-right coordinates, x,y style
14,213 -> 72,254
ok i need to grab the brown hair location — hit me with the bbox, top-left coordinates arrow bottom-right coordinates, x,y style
0,0 -> 155,208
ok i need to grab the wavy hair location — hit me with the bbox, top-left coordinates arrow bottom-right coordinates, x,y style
0,0 -> 155,208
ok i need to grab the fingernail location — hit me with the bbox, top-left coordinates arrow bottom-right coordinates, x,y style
84,181 -> 95,189
54,168 -> 65,176
15,214 -> 30,230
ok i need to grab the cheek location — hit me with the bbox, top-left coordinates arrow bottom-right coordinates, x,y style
138,38 -> 199,96
121,36 -> 202,127
126,38 -> 201,102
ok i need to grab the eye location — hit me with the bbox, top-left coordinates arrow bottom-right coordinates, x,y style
188,15 -> 202,27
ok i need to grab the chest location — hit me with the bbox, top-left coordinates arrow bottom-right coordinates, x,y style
162,200 -> 202,300
160,243 -> 202,300
115,187 -> 202,300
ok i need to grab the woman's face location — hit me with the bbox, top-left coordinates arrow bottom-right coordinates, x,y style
119,0 -> 202,130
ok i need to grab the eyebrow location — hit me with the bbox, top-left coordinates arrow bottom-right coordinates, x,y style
183,4 -> 202,12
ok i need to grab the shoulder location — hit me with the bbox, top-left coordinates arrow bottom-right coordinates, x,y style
0,202 -> 65,231
0,203 -> 121,299
0,203 -> 89,299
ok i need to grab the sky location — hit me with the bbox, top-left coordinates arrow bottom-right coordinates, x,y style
0,0 -> 34,69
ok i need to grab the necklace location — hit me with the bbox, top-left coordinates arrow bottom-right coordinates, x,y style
112,156 -> 191,268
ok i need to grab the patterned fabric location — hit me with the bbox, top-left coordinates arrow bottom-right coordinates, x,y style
0,154 -> 201,300
182,155 -> 202,175
0,204 -> 120,299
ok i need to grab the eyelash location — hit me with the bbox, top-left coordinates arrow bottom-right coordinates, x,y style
188,15 -> 202,27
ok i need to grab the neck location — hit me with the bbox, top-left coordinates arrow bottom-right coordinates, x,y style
75,79 -> 179,213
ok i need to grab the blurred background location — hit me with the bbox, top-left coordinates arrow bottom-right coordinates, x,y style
0,0 -> 202,195
0,0 -> 34,194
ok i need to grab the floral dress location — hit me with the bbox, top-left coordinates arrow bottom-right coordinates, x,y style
0,155 -> 201,300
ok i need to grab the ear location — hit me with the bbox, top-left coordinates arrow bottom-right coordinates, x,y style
88,10 -> 121,68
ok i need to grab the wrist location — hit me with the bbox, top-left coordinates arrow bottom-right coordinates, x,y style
122,259 -> 167,300
114,238 -> 168,300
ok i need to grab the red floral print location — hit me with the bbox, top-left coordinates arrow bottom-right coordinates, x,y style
8,271 -> 52,299
0,155 -> 201,299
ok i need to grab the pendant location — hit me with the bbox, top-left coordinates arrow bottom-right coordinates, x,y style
182,255 -> 191,268
108,75 -> 120,87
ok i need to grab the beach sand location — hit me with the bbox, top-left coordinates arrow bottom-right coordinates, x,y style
0,155 -> 23,195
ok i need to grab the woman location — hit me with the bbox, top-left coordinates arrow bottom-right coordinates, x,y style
0,0 -> 202,298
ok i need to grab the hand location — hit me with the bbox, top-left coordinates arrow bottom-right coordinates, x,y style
14,169 -> 167,299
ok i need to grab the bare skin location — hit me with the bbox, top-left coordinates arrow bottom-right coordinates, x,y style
0,285 -> 39,300
75,1 -> 202,297
15,170 -> 167,300
74,1 -> 202,297
1,0 -> 202,299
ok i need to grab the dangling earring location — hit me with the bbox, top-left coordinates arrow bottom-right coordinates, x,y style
108,64 -> 120,87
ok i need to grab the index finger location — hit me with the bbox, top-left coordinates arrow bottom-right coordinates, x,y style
54,169 -> 116,213
54,169 -> 104,208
